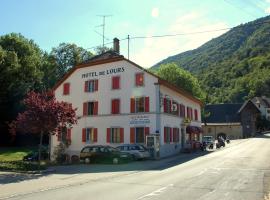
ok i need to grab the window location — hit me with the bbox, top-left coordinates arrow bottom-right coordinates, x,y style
106,128 -> 124,143
82,128 -> 97,143
112,76 -> 120,89
164,127 -> 171,144
171,101 -> 178,115
130,97 -> 149,113
208,128 -> 211,133
63,83 -> 70,95
130,127 -> 149,144
173,128 -> 180,143
187,107 -> 193,120
135,73 -> 144,87
163,98 -> 171,113
83,101 -> 98,116
57,127 -> 71,144
111,99 -> 120,114
84,80 -> 98,92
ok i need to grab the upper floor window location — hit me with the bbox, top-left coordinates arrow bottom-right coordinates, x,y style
84,80 -> 98,92
112,76 -> 120,90
63,83 -> 70,95
83,101 -> 98,116
179,104 -> 186,117
187,107 -> 193,120
194,109 -> 198,121
130,97 -> 150,113
163,98 -> 171,113
135,73 -> 144,87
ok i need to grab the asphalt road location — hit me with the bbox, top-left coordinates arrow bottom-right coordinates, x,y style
1,135 -> 270,200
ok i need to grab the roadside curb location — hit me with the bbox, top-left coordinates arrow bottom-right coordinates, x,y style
0,168 -> 56,175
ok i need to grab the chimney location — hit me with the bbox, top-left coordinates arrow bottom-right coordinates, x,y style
113,38 -> 120,54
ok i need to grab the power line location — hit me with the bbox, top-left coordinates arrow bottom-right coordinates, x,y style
223,0 -> 258,18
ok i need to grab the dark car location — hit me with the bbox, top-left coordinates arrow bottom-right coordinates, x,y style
116,144 -> 150,160
23,151 -> 48,161
79,145 -> 132,164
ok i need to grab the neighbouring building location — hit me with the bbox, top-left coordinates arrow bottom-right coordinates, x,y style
202,104 -> 243,139
251,96 -> 270,121
51,38 -> 203,159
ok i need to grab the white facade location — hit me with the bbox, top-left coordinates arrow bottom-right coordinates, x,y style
51,55 -> 202,158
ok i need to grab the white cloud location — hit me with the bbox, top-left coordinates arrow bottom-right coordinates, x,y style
132,12 -> 229,68
151,8 -> 159,18
265,7 -> 270,13
266,0 -> 270,3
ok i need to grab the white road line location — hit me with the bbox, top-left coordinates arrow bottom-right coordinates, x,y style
137,184 -> 174,200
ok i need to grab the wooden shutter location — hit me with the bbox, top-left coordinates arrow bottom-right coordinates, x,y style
130,128 -> 135,143
112,99 -> 120,114
164,98 -> 167,113
130,98 -> 135,113
84,81 -> 88,92
183,105 -> 186,117
107,128 -> 111,143
195,109 -> 198,120
120,128 -> 124,143
170,128 -> 172,143
191,108 -> 193,120
144,127 -> 150,143
93,128 -> 98,142
135,73 -> 140,86
93,101 -> 98,115
83,102 -> 88,116
164,127 -> 167,143
145,97 -> 149,112
67,128 -> 71,141
63,83 -> 70,95
94,79 -> 98,91
112,76 -> 120,89
169,100 -> 172,113
178,104 -> 181,117
82,128 -> 86,142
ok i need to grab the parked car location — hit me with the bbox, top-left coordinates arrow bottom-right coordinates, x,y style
79,145 -> 132,164
116,144 -> 150,160
202,136 -> 214,149
23,151 -> 48,161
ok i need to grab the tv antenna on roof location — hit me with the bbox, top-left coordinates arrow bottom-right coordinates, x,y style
96,15 -> 112,48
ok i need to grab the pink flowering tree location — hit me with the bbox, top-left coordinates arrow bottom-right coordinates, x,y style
9,90 -> 77,163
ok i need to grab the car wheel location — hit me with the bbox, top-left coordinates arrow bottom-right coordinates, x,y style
85,157 -> 91,164
112,157 -> 119,164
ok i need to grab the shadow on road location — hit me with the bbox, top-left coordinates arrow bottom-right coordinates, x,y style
0,172 -> 45,185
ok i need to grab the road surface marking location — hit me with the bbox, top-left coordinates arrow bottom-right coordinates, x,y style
137,184 -> 174,200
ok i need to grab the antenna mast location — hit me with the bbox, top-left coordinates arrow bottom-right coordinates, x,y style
96,15 -> 112,48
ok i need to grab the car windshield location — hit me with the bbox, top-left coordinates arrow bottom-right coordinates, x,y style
107,146 -> 119,152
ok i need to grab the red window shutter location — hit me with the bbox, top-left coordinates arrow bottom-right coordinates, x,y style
83,102 -> 88,116
130,98 -> 135,113
191,108 -> 193,120
112,76 -> 120,89
183,105 -> 186,117
164,98 -> 167,113
63,83 -> 70,95
107,128 -> 111,143
135,73 -> 144,86
145,97 -> 149,112
84,81 -> 88,92
164,127 -> 167,143
94,128 -> 98,142
120,128 -> 124,143
170,128 -> 172,143
82,128 -> 86,142
135,73 -> 140,86
93,101 -> 98,115
112,99 -> 120,114
195,109 -> 198,120
144,127 -> 150,143
169,100 -> 172,113
187,107 -> 190,118
94,79 -> 98,91
67,129 -> 71,141
130,128 -> 135,143
178,104 -> 180,116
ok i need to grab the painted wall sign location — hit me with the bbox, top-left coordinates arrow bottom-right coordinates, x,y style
130,115 -> 150,125
82,67 -> 125,78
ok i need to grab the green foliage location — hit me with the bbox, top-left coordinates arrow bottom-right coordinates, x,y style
154,63 -> 205,100
154,15 -> 270,103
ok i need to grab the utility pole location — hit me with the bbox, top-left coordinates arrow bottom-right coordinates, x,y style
96,15 -> 112,48
127,35 -> 130,60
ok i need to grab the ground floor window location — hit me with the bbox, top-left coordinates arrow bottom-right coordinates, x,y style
136,127 -> 145,143
164,127 -> 171,144
107,128 -> 124,143
173,128 -> 180,143
86,128 -> 94,143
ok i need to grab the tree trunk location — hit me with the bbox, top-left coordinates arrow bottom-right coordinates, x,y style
38,131 -> 43,166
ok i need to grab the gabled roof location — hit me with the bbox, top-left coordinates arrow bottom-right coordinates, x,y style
251,96 -> 270,108
52,51 -> 203,106
238,99 -> 261,114
204,104 -> 242,123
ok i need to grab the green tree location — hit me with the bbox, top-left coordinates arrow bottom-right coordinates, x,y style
155,63 -> 205,100
0,33 -> 44,145
50,43 -> 93,80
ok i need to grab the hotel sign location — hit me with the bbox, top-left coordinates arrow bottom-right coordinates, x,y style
82,67 -> 125,78
130,115 -> 150,125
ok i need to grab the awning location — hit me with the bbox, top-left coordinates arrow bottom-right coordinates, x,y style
186,126 -> 203,134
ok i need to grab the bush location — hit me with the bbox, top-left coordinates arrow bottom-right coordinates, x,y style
0,160 -> 47,171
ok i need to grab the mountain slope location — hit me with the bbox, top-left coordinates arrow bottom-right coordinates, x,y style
153,15 -> 270,103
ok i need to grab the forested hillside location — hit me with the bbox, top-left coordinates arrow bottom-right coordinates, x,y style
153,15 -> 270,103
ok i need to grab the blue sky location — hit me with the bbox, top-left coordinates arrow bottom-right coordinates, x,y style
1,0 -> 270,67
